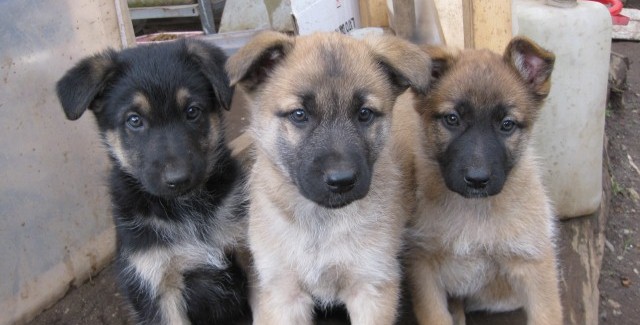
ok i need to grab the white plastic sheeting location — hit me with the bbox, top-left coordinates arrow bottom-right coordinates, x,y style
0,1 -> 131,323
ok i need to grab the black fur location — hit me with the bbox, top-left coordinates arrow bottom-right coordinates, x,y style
278,91 -> 379,209
436,101 -> 515,198
56,39 -> 249,324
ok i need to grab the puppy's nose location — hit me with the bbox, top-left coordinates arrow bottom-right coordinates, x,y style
464,169 -> 490,189
163,167 -> 191,190
325,169 -> 356,193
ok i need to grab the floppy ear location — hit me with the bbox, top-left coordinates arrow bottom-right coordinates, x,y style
504,36 -> 555,100
185,39 -> 233,110
409,45 -> 459,114
421,45 -> 459,82
364,35 -> 432,95
56,50 -> 119,120
225,31 -> 295,93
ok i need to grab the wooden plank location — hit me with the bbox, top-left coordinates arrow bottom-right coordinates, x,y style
470,0 -> 511,52
392,0 -> 415,40
129,4 -> 199,20
433,0 -> 468,48
462,0 -> 474,48
197,0 -> 216,34
359,0 -> 389,27
115,0 -> 137,47
434,0 -> 510,50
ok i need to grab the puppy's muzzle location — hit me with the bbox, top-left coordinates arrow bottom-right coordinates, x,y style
324,168 -> 357,193
163,165 -> 192,191
296,148 -> 372,209
463,167 -> 490,189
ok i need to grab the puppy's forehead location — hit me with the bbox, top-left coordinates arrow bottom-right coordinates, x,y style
272,34 -> 385,93
437,50 -> 530,115
295,34 -> 371,74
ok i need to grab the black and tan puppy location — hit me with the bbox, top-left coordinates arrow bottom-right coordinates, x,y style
226,31 -> 431,325
395,37 -> 562,325
56,39 -> 250,324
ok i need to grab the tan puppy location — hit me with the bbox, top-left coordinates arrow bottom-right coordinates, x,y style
397,37 -> 563,325
226,31 -> 431,325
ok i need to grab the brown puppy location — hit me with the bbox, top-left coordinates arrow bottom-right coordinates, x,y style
226,31 -> 431,325
397,37 -> 562,325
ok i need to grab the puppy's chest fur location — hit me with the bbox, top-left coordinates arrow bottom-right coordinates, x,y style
414,199 -> 542,257
411,160 -> 555,295
121,208 -> 242,284
412,202 -> 527,296
250,156 -> 404,303
113,171 -> 247,295
261,201 -> 401,302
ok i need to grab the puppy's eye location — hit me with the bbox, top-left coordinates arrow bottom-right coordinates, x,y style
289,108 -> 308,124
500,118 -> 517,133
443,113 -> 460,127
185,105 -> 201,121
126,114 -> 144,129
358,107 -> 375,124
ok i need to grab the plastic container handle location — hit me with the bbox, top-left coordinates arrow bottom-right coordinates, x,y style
587,0 -> 629,25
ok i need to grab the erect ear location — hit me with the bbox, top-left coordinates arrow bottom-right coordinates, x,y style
365,35 -> 432,95
225,31 -> 294,93
185,39 -> 233,110
56,49 -> 119,120
504,36 -> 555,100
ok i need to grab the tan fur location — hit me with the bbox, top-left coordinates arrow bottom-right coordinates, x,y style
88,53 -> 115,85
104,130 -> 132,172
175,87 -> 190,110
397,37 -> 563,325
131,91 -> 151,116
227,31 -> 431,325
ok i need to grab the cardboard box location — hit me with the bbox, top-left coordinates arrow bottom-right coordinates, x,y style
292,0 -> 360,34
219,0 -> 361,35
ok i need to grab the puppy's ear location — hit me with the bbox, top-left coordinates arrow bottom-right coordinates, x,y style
225,31 -> 294,92
421,45 -> 459,83
56,50 -> 119,120
504,36 -> 555,100
410,45 -> 459,115
185,39 -> 233,110
365,35 -> 432,95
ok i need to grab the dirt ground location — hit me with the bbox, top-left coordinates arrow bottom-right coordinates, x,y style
598,42 -> 640,325
27,10 -> 640,325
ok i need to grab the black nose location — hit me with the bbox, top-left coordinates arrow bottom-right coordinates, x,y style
163,167 -> 191,190
325,169 -> 357,193
464,168 -> 490,189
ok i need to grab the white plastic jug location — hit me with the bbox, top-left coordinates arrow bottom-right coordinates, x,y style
513,0 -> 612,218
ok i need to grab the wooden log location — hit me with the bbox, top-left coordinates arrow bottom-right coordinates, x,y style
559,139 -> 610,325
